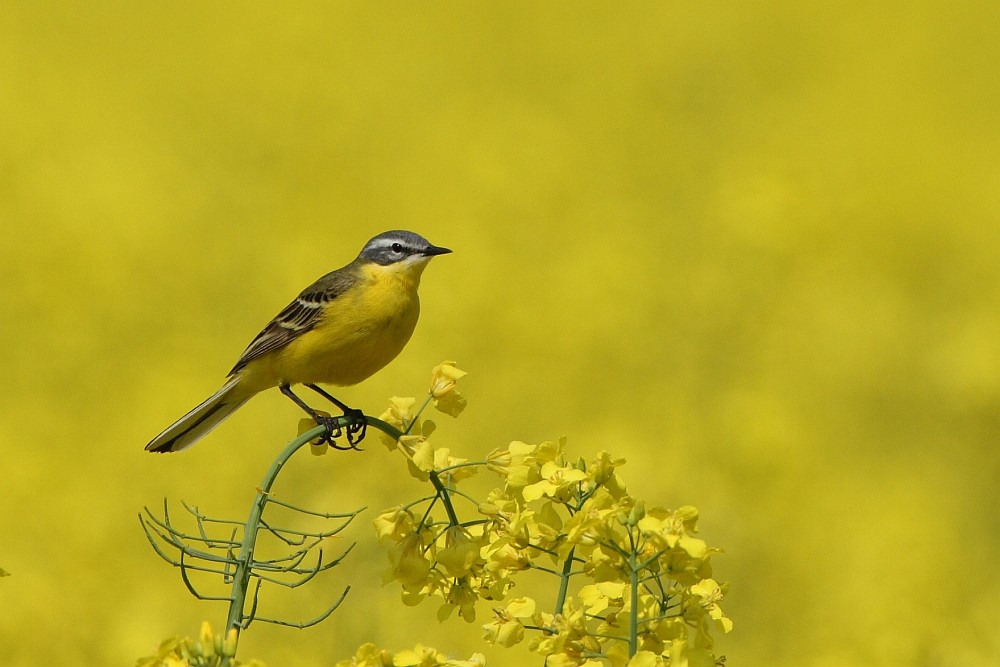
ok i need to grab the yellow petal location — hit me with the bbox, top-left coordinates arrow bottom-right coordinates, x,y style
495,619 -> 524,647
505,597 -> 536,618
411,439 -> 436,472
434,390 -> 468,417
579,584 -> 609,613
521,480 -> 554,503
429,361 -> 468,397
392,648 -> 421,666
597,581 -> 627,599
678,536 -> 707,558
627,649 -> 661,667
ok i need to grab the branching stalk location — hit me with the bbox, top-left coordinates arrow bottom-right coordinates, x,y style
142,414 -> 400,667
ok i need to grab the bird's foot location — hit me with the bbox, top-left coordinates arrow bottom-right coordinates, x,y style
311,413 -> 346,449
311,410 -> 366,451
341,407 -> 367,449
302,383 -> 366,449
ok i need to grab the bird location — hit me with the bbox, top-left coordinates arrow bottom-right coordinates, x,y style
145,230 -> 451,453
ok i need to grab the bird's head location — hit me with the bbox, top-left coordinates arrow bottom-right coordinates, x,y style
359,230 -> 451,266
358,230 -> 452,284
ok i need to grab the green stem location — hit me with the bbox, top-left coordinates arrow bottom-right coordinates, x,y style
223,416 -> 402,663
225,425 -> 325,636
553,546 -> 576,616
629,549 -> 639,657
367,416 -> 404,440
436,460 -> 489,474
429,472 -> 460,526
368,416 -> 462,527
403,394 -> 435,435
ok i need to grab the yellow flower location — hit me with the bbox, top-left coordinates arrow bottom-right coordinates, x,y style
626,651 -> 663,667
581,546 -> 623,581
429,361 -> 468,417
222,628 -> 239,657
484,447 -> 513,475
482,598 -> 534,648
374,507 -> 415,544
690,579 -> 732,633
482,538 -> 529,573
677,536 -> 707,559
445,578 -> 478,621
386,533 -> 432,589
429,361 -> 467,397
392,644 -> 441,666
446,654 -> 486,667
536,500 -> 564,532
590,450 -> 625,481
378,397 -> 418,447
533,437 -> 566,465
433,447 -> 478,483
197,621 -> 216,658
437,527 -> 482,578
560,496 -> 618,552
674,506 -> 700,532
408,437 -> 435,473
482,614 -> 524,648
505,597 -> 536,618
336,643 -> 393,667
486,440 -> 538,487
522,461 -> 588,502
578,582 -> 627,614
606,642 -> 632,667
664,639 -> 717,667
637,507 -> 706,557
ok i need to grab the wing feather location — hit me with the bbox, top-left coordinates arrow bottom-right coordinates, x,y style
228,270 -> 355,376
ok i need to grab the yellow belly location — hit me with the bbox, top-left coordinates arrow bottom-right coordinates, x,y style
241,267 -> 421,389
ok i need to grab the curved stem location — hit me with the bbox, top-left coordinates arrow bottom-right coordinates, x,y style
225,427 -> 320,635
225,416 -> 402,650
366,416 -> 404,441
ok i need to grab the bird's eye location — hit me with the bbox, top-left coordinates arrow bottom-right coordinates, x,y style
391,243 -> 404,253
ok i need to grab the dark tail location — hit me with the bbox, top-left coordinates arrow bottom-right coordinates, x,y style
145,377 -> 251,453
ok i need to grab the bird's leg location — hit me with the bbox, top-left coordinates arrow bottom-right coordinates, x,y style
304,383 -> 367,447
279,384 -> 355,451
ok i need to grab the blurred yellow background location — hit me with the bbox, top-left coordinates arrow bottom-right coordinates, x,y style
2,3 -> 998,666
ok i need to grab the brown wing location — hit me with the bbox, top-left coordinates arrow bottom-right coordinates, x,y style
228,269 -> 355,376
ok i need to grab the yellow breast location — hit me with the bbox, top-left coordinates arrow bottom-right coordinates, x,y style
246,263 -> 424,388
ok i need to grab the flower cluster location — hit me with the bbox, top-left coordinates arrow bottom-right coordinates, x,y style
137,622 -> 263,667
334,642 -> 485,667
371,363 -> 731,667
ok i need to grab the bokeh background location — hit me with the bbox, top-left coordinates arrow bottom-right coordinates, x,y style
2,3 -> 998,666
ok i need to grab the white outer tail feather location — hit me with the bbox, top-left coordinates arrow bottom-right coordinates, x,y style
145,377 -> 250,453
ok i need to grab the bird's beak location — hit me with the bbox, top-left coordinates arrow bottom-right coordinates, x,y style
422,244 -> 452,256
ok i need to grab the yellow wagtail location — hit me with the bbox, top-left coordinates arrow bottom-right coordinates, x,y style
145,230 -> 451,453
